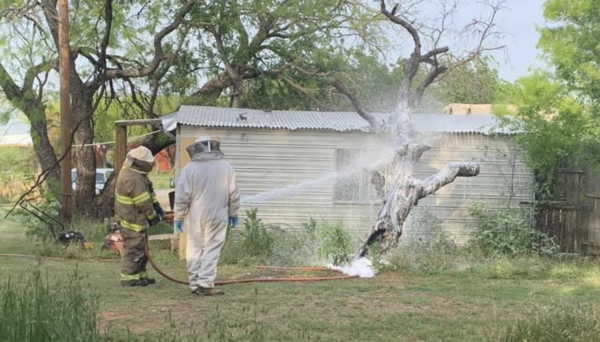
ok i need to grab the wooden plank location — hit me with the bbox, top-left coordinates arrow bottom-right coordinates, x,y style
114,125 -> 127,179
583,205 -> 590,242
115,119 -> 163,126
595,198 -> 600,245
566,209 -> 575,252
575,207 -> 582,253
557,169 -> 585,174
559,209 -> 567,252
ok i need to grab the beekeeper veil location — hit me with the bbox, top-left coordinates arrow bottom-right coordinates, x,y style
126,146 -> 155,173
186,136 -> 222,158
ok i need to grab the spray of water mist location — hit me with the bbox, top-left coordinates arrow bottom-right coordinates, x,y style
241,145 -> 397,205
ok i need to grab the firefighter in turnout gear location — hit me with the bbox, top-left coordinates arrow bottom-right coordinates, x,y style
115,146 -> 164,287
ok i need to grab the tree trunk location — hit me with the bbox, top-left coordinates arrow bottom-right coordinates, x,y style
193,72 -> 233,100
29,119 -> 60,193
71,88 -> 98,216
230,77 -> 243,108
355,143 -> 480,257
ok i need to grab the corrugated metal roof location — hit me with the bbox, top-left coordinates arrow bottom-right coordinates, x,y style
169,105 -> 510,134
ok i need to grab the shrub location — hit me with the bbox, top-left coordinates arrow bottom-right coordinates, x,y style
240,208 -> 274,260
316,220 -> 354,266
222,215 -> 355,267
469,203 -> 558,257
493,304 -> 600,342
0,267 -> 99,342
366,242 -> 387,272
220,208 -> 274,265
268,219 -> 319,267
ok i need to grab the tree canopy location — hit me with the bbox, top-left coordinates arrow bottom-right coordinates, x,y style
500,0 -> 600,199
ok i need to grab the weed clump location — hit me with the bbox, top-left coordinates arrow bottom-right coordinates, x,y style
0,267 -> 99,342
221,213 -> 356,267
493,304 -> 600,342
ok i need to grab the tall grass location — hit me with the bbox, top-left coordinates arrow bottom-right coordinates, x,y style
492,304 -> 600,342
0,266 -> 99,342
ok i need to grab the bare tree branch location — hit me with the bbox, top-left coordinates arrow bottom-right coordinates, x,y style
420,162 -> 480,197
98,0 -> 113,70
104,0 -> 197,80
330,78 -> 379,128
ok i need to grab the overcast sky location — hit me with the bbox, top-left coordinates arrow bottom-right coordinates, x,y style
495,0 -> 547,81
384,0 -> 548,82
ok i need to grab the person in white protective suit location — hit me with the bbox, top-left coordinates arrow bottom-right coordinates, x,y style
174,137 -> 240,296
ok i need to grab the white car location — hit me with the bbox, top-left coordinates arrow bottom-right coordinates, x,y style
71,168 -> 114,195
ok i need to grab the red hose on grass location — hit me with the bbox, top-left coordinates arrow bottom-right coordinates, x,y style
143,243 -> 359,286
0,247 -> 359,285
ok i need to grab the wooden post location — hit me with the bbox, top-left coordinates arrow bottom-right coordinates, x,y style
58,0 -> 72,229
114,124 -> 127,179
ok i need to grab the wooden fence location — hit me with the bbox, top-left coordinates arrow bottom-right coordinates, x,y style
537,168 -> 600,254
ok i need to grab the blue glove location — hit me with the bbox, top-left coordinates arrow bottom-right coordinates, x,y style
174,220 -> 184,234
228,216 -> 239,227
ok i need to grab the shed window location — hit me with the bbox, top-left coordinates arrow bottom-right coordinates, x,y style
334,149 -> 386,203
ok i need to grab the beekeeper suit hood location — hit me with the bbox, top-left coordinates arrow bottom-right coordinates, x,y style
126,146 -> 155,173
186,136 -> 223,160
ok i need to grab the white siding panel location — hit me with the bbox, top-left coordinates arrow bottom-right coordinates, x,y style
178,127 -> 533,246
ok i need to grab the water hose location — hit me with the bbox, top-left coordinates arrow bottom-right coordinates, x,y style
0,245 -> 360,285
143,242 -> 358,286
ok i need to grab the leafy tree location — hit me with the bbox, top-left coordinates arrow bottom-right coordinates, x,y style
500,0 -> 600,199
185,0 -> 381,108
538,0 -> 600,107
0,0 -> 195,218
436,56 -> 504,105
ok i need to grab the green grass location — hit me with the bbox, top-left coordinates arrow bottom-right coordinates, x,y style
492,304 -> 600,342
0,266 -> 100,342
148,171 -> 172,190
0,203 -> 36,255
2,209 -> 600,341
1,252 -> 600,341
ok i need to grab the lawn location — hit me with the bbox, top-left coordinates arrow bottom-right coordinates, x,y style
148,171 -> 173,190
2,207 -> 600,341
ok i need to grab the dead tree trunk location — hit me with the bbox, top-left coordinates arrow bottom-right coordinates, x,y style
356,142 -> 479,256
327,0 -> 504,256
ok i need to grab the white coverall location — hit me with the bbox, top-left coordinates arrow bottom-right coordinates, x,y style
174,151 -> 240,290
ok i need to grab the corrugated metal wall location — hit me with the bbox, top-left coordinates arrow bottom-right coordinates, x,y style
179,127 -> 533,245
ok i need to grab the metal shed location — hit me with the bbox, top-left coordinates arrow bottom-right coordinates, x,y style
169,106 -> 532,246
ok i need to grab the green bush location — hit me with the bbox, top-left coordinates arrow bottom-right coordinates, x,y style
220,208 -> 274,265
493,304 -> 600,342
240,208 -> 274,260
469,203 -> 558,257
366,242 -> 387,272
221,215 -> 355,267
0,267 -> 99,342
316,220 -> 354,266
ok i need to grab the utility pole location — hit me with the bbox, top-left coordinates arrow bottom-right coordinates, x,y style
58,0 -> 72,228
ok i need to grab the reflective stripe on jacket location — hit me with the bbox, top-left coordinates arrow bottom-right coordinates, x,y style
115,167 -> 157,232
